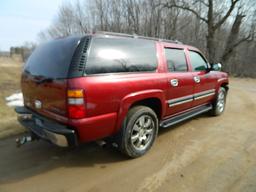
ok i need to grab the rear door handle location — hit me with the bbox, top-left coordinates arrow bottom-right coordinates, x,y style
194,76 -> 200,83
170,79 -> 179,87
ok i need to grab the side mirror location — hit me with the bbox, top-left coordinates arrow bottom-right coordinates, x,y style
211,63 -> 222,71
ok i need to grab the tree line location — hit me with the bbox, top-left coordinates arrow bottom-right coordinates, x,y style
39,0 -> 256,77
9,42 -> 36,62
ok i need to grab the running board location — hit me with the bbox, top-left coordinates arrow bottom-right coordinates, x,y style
160,104 -> 212,128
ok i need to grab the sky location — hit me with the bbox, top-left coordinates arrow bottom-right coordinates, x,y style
0,0 -> 65,51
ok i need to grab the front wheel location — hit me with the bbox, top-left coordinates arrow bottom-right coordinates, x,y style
117,106 -> 158,158
210,87 -> 227,116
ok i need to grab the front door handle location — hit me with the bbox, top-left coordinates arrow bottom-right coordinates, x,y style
194,76 -> 200,83
170,79 -> 179,87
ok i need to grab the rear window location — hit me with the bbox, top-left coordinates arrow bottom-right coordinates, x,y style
24,36 -> 81,79
85,37 -> 157,74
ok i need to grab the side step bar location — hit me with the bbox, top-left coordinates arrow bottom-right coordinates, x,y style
160,104 -> 212,128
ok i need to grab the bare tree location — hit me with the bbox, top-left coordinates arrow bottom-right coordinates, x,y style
162,0 -> 243,63
38,0 -> 256,77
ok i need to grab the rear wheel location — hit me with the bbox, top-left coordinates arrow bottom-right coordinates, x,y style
117,106 -> 158,158
210,87 -> 227,116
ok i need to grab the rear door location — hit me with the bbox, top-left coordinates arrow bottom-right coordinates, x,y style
164,47 -> 194,117
188,50 -> 217,107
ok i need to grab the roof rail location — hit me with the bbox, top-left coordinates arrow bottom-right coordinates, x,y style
93,31 -> 182,44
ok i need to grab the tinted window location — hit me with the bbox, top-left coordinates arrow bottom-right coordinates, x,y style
24,36 -> 80,78
164,48 -> 187,72
189,51 -> 208,71
85,38 -> 157,74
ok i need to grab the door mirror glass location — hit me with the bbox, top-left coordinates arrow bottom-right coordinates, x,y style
211,63 -> 222,71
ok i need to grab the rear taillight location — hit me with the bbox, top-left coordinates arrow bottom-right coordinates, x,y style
67,89 -> 85,119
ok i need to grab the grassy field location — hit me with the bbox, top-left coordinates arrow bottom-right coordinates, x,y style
0,57 -> 25,138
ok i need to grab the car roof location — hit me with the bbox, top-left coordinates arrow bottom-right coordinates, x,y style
86,31 -> 199,51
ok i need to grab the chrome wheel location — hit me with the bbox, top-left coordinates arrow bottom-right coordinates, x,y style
217,89 -> 225,113
130,115 -> 155,151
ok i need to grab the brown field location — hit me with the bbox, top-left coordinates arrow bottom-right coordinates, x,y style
0,57 -> 25,138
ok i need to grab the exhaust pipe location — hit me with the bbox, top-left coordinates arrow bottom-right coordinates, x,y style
96,140 -> 107,148
95,140 -> 119,149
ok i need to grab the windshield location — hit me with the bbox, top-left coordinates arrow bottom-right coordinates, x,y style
24,36 -> 81,79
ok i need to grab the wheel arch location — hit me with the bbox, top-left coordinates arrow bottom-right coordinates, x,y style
130,98 -> 162,119
115,90 -> 166,133
220,82 -> 229,91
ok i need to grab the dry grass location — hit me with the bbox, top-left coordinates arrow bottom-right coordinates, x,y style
0,57 -> 25,138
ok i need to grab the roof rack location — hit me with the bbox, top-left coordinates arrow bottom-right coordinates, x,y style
93,31 -> 183,44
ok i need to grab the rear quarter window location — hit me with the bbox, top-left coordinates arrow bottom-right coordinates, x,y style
85,37 -> 157,75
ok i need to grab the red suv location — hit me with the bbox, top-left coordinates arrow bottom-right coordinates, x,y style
16,32 -> 229,158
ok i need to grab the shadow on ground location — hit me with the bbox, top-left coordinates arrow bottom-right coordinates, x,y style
0,135 -> 127,184
0,113 -> 210,185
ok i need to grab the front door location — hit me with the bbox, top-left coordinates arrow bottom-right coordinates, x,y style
188,50 -> 217,107
164,47 -> 194,117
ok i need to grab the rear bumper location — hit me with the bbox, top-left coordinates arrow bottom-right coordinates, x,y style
15,106 -> 77,147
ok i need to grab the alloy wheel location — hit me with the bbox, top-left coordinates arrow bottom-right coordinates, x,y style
217,89 -> 225,113
130,115 -> 155,151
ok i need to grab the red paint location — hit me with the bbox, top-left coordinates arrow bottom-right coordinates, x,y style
68,105 -> 86,119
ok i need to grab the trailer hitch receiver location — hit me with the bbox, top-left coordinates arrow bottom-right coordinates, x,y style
16,134 -> 37,147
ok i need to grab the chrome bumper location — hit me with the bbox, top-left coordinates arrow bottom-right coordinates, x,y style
15,107 -> 77,147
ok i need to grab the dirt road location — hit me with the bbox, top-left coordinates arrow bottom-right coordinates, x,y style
0,78 -> 256,192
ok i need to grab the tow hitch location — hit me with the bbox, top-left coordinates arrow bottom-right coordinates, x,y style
16,133 -> 38,147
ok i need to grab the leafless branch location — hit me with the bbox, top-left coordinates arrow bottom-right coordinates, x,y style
162,2 -> 208,23
213,0 -> 240,30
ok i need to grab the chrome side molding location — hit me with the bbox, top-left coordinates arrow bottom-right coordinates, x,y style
168,89 -> 216,107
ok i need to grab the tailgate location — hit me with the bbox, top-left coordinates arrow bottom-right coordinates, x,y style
22,74 -> 68,119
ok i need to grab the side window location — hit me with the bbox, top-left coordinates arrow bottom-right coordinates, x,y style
164,48 -> 188,72
85,38 -> 157,74
189,51 -> 208,71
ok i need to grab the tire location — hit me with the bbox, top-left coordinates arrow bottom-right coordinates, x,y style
117,106 -> 159,158
210,87 -> 227,116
